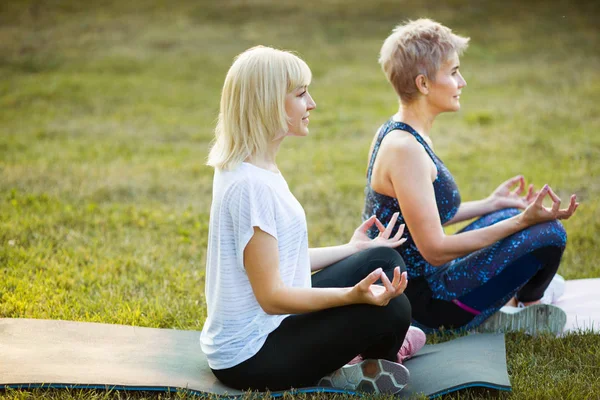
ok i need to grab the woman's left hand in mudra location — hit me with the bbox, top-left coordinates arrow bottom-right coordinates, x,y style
349,212 -> 406,251
487,175 -> 538,211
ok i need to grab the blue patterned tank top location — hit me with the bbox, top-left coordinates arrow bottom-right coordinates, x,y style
362,120 -> 461,279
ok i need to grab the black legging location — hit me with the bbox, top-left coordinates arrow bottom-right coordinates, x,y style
211,247 -> 411,391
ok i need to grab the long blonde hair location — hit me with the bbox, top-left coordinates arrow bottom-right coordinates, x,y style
207,46 -> 312,170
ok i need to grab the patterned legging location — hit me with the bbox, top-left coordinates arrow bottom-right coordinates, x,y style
409,208 -> 566,332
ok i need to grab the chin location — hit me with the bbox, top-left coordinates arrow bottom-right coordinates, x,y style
441,106 -> 460,114
291,130 -> 309,137
449,102 -> 461,112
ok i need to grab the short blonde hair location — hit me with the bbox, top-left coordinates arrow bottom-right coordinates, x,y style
207,46 -> 312,170
379,19 -> 469,103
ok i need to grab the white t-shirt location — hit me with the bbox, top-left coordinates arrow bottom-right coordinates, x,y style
200,162 -> 311,370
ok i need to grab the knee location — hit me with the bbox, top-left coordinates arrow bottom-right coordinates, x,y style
382,294 -> 412,331
364,247 -> 407,273
542,220 -> 567,249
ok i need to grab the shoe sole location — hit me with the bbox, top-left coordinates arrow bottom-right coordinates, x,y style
317,359 -> 409,394
476,303 -> 567,336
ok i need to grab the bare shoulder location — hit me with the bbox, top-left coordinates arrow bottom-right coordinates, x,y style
371,129 -> 433,196
378,129 -> 437,184
379,130 -> 429,163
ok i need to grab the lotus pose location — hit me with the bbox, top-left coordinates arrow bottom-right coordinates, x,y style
362,19 -> 578,334
200,46 -> 416,394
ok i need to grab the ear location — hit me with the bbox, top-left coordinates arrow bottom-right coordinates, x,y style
415,74 -> 429,95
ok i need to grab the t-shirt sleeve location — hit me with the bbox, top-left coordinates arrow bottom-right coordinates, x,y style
226,179 -> 277,270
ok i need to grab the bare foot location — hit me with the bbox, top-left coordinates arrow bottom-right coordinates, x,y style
520,300 -> 542,307
505,297 -> 517,307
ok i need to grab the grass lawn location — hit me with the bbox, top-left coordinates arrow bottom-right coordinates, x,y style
1,0 -> 599,398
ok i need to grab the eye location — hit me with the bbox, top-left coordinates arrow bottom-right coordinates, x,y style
298,91 -> 307,97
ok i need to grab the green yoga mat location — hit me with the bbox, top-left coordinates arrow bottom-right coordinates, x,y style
0,318 -> 511,398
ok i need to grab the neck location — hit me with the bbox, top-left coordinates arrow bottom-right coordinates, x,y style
393,99 -> 438,139
245,137 -> 283,172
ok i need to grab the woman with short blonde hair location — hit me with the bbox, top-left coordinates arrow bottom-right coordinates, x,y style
379,19 -> 469,103
362,19 -> 577,334
201,46 -> 416,394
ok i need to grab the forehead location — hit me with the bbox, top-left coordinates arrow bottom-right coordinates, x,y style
442,51 -> 460,68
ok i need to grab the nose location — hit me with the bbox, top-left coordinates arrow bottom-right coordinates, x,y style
458,71 -> 467,88
307,92 -> 316,110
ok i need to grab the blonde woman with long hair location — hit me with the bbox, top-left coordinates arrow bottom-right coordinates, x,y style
200,46 -> 418,394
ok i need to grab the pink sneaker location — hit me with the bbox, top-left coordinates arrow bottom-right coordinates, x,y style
397,326 -> 426,363
347,354 -> 363,365
347,326 -> 426,365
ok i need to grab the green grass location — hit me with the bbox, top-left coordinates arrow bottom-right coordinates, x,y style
1,0 -> 599,398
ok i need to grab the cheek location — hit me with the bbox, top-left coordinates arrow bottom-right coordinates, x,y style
432,79 -> 452,96
443,77 -> 457,90
299,98 -> 308,110
291,99 -> 303,113
441,81 -> 457,101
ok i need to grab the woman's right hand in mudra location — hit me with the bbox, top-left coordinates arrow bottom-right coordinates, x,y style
519,184 -> 578,227
351,266 -> 408,306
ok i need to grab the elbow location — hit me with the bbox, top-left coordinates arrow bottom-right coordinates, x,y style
253,283 -> 291,315
257,299 -> 281,315
256,295 -> 288,315
423,255 -> 446,267
419,245 -> 448,267
261,304 -> 283,315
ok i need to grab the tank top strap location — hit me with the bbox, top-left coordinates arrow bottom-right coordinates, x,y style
366,120 -> 392,180
366,120 -> 437,182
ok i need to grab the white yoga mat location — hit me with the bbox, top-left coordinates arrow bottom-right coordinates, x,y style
556,278 -> 600,333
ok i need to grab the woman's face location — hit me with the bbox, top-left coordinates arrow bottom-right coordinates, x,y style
285,86 -> 316,137
427,51 -> 467,113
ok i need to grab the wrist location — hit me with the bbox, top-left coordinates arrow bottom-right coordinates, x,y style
513,213 -> 530,231
344,286 -> 359,305
345,241 -> 362,255
483,196 -> 498,213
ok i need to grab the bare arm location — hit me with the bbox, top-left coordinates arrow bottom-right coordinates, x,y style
244,227 -> 408,315
443,199 -> 496,226
309,215 -> 406,272
309,245 -> 358,272
445,176 -> 537,226
384,137 -> 577,266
